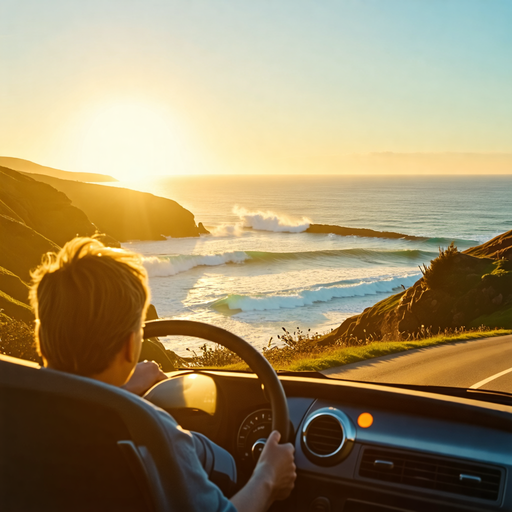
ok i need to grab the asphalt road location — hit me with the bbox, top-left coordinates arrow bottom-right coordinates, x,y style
322,335 -> 512,394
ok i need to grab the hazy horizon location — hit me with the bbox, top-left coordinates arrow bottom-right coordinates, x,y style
2,1 -> 512,179
4,153 -> 512,180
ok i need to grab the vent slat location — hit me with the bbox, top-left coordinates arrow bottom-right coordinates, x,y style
308,440 -> 341,448
308,426 -> 342,434
305,415 -> 343,456
359,448 -> 501,502
307,434 -> 342,441
307,429 -> 342,436
307,435 -> 343,442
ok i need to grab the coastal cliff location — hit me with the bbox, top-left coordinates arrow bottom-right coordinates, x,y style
0,162 -> 195,367
0,156 -> 117,182
0,266 -> 33,323
0,164 -> 206,322
323,231 -> 512,345
27,174 -> 204,241
0,166 -> 97,247
0,166 -> 97,322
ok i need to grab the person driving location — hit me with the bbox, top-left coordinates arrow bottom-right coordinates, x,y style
29,237 -> 296,512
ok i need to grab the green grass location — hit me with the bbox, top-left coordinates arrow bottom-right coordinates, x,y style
470,307 -> 512,330
210,330 -> 512,373
286,330 -> 512,372
370,291 -> 404,316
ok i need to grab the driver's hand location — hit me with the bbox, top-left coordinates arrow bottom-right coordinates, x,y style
122,361 -> 168,396
253,430 -> 296,502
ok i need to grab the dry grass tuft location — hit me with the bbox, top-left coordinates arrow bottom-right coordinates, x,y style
0,317 -> 41,363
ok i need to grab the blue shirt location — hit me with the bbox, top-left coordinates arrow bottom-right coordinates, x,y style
155,408 -> 238,512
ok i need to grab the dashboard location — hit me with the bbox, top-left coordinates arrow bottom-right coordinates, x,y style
146,369 -> 512,512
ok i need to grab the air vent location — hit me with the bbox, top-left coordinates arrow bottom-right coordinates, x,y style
302,407 -> 355,466
307,415 -> 343,454
359,448 -> 502,502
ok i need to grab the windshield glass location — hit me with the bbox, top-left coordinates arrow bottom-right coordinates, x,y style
132,175 -> 512,395
2,2 -> 511,395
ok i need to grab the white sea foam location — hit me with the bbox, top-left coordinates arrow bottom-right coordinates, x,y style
143,251 -> 250,277
142,248 -> 431,278
233,206 -> 311,233
209,223 -> 245,236
213,274 -> 420,312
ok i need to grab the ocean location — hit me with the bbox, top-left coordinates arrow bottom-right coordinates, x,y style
120,175 -> 512,356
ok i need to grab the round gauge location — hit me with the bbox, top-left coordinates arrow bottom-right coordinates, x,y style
237,409 -> 272,463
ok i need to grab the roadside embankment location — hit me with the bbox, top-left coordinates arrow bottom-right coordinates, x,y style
323,233 -> 512,346
185,329 -> 512,373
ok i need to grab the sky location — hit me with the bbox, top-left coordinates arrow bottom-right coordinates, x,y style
1,0 -> 512,178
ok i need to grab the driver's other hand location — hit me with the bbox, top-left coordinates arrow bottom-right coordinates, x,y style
255,430 -> 296,502
122,361 -> 168,396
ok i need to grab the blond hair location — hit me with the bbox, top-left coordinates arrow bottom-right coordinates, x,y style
30,237 -> 150,376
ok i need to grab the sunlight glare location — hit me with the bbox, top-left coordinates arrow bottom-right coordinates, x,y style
79,101 -> 191,180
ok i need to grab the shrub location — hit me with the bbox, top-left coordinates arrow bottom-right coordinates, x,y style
186,323 -> 500,369
262,327 -> 324,366
419,242 -> 459,289
187,343 -> 242,367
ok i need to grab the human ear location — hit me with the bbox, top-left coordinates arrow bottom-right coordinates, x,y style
123,332 -> 138,364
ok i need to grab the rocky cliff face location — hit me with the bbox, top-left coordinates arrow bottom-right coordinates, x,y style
325,232 -> 512,344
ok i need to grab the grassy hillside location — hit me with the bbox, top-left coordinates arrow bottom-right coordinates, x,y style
0,165 -> 199,368
0,215 -> 61,281
30,173 -> 205,241
0,289 -> 33,324
0,166 -> 97,246
0,266 -> 29,303
323,233 -> 512,345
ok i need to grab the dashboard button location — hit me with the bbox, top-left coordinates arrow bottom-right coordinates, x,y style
251,438 -> 266,462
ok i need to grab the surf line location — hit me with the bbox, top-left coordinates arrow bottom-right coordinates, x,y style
305,224 -> 427,241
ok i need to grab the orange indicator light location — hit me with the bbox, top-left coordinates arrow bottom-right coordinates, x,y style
357,412 -> 373,428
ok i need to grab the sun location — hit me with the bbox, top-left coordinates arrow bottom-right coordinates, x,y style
78,100 -> 192,180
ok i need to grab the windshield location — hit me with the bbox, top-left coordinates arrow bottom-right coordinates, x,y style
2,2 -> 511,395
132,175 -> 512,395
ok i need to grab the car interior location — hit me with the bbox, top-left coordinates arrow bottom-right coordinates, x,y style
1,319 -> 510,512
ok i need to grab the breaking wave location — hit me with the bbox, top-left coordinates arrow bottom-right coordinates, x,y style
207,207 -> 487,244
232,206 -> 311,233
144,249 -> 437,277
212,274 -> 420,312
247,248 -> 437,263
142,248 -> 436,278
209,223 -> 244,236
143,252 -> 250,277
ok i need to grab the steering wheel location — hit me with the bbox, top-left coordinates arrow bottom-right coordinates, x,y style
143,319 -> 290,442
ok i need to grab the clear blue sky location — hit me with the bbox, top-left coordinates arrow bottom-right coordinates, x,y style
1,0 -> 511,176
